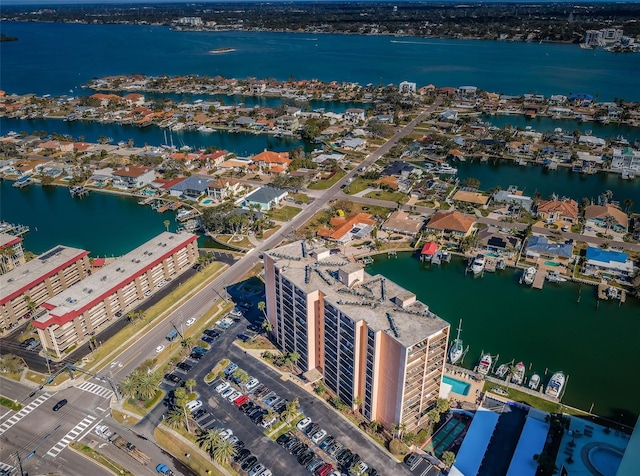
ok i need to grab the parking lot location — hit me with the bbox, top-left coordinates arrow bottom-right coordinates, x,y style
159,281 -> 415,476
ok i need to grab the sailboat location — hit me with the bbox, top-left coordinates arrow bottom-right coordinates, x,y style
448,319 -> 464,364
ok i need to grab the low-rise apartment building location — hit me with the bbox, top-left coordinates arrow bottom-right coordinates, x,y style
0,245 -> 91,333
264,241 -> 450,432
0,233 -> 26,274
33,232 -> 198,358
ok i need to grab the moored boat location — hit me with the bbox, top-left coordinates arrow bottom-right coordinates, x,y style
477,353 -> 492,375
529,373 -> 541,390
448,319 -> 464,364
470,254 -> 486,275
546,271 -> 567,283
495,364 -> 508,379
545,371 -> 565,398
511,362 -> 525,385
522,266 -> 536,285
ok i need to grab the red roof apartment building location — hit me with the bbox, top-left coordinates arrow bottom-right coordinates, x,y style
0,233 -> 27,275
1,245 -> 91,333
264,242 -> 450,432
33,232 -> 198,358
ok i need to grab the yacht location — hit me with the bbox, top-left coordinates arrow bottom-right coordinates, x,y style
522,267 -> 536,285
529,374 -> 541,390
433,164 -> 458,175
495,364 -> 508,379
511,362 -> 526,385
470,254 -> 486,275
477,353 -> 492,375
448,319 -> 464,364
545,371 -> 565,398
176,209 -> 192,219
546,271 -> 567,283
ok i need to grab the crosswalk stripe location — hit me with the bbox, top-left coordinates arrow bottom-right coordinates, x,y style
0,393 -> 53,436
46,415 -> 97,458
76,381 -> 114,399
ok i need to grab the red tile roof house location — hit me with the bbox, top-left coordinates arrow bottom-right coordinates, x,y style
112,165 -> 156,190
122,93 -> 145,107
252,150 -> 291,174
536,199 -> 579,223
424,210 -> 475,239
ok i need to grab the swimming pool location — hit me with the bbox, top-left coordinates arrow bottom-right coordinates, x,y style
544,261 -> 561,267
588,446 -> 623,476
443,376 -> 471,396
201,198 -> 214,205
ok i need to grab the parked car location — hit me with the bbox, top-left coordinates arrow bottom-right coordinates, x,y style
229,308 -> 243,317
192,346 -> 208,354
219,428 -> 233,440
189,352 -> 204,360
185,317 -> 196,327
276,433 -> 292,446
234,395 -> 249,407
203,329 -> 220,338
239,402 -> 254,413
247,324 -> 260,332
215,381 -> 230,393
240,456 -> 258,472
220,387 -> 235,399
319,436 -> 334,450
260,415 -> 277,428
245,378 -> 260,391
201,335 -> 215,344
297,451 -> 314,466
227,390 -> 242,402
236,333 -> 251,342
52,399 -> 68,411
249,463 -> 266,476
297,417 -> 312,431
311,429 -> 327,444
224,363 -> 238,376
306,456 -> 324,473
234,448 -> 251,463
163,373 -> 181,384
155,463 -> 175,476
192,408 -> 207,419
176,362 -> 192,372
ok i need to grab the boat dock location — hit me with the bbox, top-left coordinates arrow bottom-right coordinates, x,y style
157,201 -> 184,213
69,186 -> 89,198
532,270 -> 546,289
0,221 -> 30,237
597,282 -> 626,303
12,176 -> 32,188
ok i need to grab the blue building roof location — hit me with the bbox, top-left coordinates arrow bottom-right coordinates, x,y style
526,235 -> 573,258
169,176 -> 211,193
586,246 -> 628,264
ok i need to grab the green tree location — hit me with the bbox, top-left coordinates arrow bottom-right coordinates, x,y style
232,368 -> 250,385
288,350 -> 300,371
257,301 -> 267,320
197,427 -> 224,456
436,398 -> 450,414
369,420 -> 382,433
211,437 -> 238,465
137,371 -> 161,400
164,406 -> 186,430
441,451 -> 456,468
185,378 -> 196,393
315,380 -> 326,395
280,398 -> 300,423
163,219 -> 170,232
427,409 -> 441,425
402,432 -> 418,446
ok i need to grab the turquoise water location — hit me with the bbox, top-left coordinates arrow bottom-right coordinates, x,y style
2,22 -> 639,100
443,376 -> 471,396
368,253 -> 640,425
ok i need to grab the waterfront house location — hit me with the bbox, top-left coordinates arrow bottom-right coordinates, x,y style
252,150 -> 291,174
452,190 -> 490,208
536,199 -> 579,224
290,168 -> 322,184
275,115 -> 299,132
424,210 -> 475,239
584,205 -> 628,234
338,137 -> 366,151
317,213 -> 376,244
0,233 -> 26,275
242,187 -> 288,211
200,150 -> 228,167
207,178 -> 242,201
492,188 -> 533,213
476,229 -> 521,258
122,93 -> 145,107
399,81 -> 417,94
168,175 -> 212,200
610,147 -> 640,174
344,108 -> 366,123
525,235 -> 573,260
382,161 -> 420,178
112,165 -> 156,190
584,246 -> 635,283
381,211 -> 423,236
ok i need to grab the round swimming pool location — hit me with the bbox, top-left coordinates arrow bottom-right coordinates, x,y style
588,446 -> 623,476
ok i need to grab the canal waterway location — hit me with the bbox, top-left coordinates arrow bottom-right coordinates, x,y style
2,22 -> 640,101
368,253 -> 640,426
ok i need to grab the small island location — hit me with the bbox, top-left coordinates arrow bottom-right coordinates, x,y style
0,33 -> 18,42
209,47 -> 235,54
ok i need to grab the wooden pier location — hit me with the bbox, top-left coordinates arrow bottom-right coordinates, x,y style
0,221 -> 30,237
597,282 -> 626,303
69,186 -> 89,198
532,270 -> 546,289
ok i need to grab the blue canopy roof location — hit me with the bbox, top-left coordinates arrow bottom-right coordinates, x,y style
586,246 -> 628,264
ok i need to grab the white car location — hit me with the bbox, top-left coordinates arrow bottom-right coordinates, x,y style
157,280 -> 166,288
220,428 -> 233,440
227,390 -> 242,402
220,387 -> 234,399
261,415 -> 277,428
185,317 -> 196,327
296,417 -> 311,431
215,382 -> 230,393
245,378 -> 259,391
311,429 -> 327,443
144,290 -> 152,297
155,345 -> 165,353
249,464 -> 266,476
229,308 -> 243,317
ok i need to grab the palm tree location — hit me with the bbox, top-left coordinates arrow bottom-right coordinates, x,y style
181,336 -> 196,351
164,219 -> 170,232
185,378 -> 196,393
211,437 -> 238,465
118,375 -> 138,400
197,428 -> 224,455
262,410 -> 277,429
257,301 -> 267,320
441,451 -> 456,469
281,398 -> 300,423
369,420 -> 382,434
137,372 -> 161,400
165,406 -> 186,430
288,351 -> 300,371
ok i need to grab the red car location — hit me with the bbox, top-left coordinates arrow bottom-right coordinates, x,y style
234,395 -> 249,407
315,464 -> 333,476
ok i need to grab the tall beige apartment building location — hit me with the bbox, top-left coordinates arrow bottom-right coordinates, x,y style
264,241 -> 450,432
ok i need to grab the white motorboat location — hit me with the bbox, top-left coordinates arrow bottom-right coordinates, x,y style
477,353 -> 492,375
529,374 -> 541,390
433,164 -> 458,175
546,271 -> 567,283
448,319 -> 464,364
522,267 -> 536,285
470,254 -> 486,275
545,371 -> 565,398
511,362 -> 526,385
495,364 -> 508,379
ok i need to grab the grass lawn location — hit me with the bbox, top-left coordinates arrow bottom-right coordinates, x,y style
261,225 -> 281,240
0,396 -> 22,411
307,169 -> 346,190
297,210 -> 332,237
236,335 -> 276,350
155,427 -> 225,476
123,389 -> 165,417
364,190 -> 409,204
289,192 -> 310,203
344,177 -> 371,195
70,442 -> 134,476
111,408 -> 140,425
267,205 -> 302,222
483,382 -> 561,413
216,234 -> 252,249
